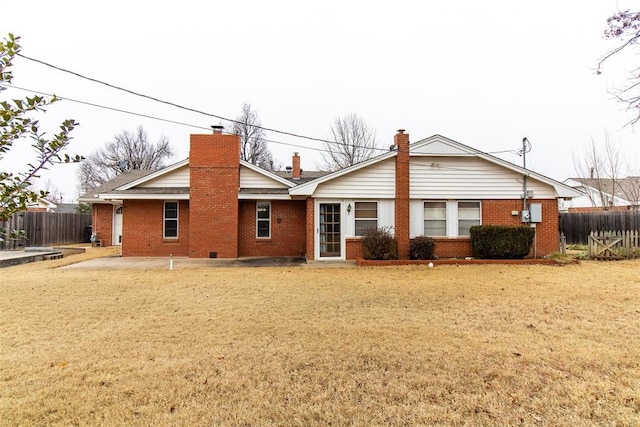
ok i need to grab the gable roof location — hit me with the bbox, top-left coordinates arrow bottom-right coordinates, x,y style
78,169 -> 157,202
291,134 -> 581,198
411,135 -> 581,198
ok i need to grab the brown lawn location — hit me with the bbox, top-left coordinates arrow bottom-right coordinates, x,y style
1,248 -> 639,426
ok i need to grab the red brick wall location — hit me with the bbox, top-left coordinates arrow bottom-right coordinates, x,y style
305,197 -> 315,260
121,200 -> 190,256
482,199 -> 559,256
343,199 -> 560,260
238,200 -> 307,256
433,238 -> 472,258
189,133 -> 240,258
346,237 -> 364,259
92,204 -> 114,247
394,130 -> 410,259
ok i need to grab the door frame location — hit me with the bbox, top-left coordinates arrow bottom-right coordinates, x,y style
112,204 -> 123,246
315,200 -> 344,260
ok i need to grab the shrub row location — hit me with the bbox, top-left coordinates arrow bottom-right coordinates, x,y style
361,226 -> 535,260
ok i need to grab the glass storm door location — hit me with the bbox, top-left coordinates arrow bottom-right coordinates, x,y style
319,203 -> 341,258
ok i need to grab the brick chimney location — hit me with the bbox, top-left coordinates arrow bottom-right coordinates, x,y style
189,130 -> 240,258
394,129 -> 410,260
292,152 -> 301,179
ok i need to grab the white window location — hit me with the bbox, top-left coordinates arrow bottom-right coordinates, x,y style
164,201 -> 178,238
457,201 -> 481,236
423,200 -> 481,237
354,201 -> 378,236
256,201 -> 271,238
424,201 -> 447,236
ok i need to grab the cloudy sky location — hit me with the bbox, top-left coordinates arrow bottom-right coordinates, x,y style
2,0 -> 639,201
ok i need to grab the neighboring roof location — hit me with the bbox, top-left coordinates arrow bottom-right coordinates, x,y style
54,203 -> 80,213
27,198 -> 57,209
565,177 -> 640,204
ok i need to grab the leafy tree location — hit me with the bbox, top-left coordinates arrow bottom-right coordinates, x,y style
78,125 -> 174,193
598,9 -> 640,124
1,33 -> 79,241
232,103 -> 278,171
320,113 -> 379,171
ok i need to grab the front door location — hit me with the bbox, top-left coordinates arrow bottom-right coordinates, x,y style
113,205 -> 123,246
319,203 -> 341,258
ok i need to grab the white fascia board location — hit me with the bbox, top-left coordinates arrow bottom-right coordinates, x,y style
289,150 -> 397,196
240,160 -> 295,188
98,193 -> 190,200
412,134 -> 582,199
238,193 -> 291,200
116,159 -> 189,190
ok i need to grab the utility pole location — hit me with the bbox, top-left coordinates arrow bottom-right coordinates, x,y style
520,137 -> 531,222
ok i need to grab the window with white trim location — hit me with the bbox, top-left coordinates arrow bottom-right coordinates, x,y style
423,200 -> 481,237
256,201 -> 271,238
164,201 -> 178,238
354,201 -> 378,236
457,201 -> 481,236
423,201 -> 447,236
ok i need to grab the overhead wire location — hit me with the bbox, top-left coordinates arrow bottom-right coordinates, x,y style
7,55 -> 527,160
1,82 -> 336,155
16,52 -> 392,153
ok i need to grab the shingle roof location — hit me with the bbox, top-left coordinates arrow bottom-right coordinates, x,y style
78,170 -> 157,201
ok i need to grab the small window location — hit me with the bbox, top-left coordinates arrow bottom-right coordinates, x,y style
354,201 -> 378,236
164,201 -> 178,238
256,202 -> 271,238
424,201 -> 447,236
458,201 -> 481,236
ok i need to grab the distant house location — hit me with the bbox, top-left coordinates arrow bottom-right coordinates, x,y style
79,129 -> 580,260
562,177 -> 640,212
25,198 -> 57,212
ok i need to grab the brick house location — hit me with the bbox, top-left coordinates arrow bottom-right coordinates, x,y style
80,129 -> 581,260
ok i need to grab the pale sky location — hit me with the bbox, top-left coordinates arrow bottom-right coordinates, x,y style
2,0 -> 639,202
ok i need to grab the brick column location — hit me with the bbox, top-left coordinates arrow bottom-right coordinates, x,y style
394,129 -> 410,259
189,131 -> 240,258
305,197 -> 315,260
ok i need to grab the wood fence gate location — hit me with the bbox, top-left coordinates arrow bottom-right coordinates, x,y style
587,230 -> 640,260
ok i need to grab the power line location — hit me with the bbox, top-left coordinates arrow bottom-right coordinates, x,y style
1,82 -> 336,156
17,52 -> 394,152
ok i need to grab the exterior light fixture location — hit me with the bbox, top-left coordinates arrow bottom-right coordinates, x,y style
347,203 -> 352,213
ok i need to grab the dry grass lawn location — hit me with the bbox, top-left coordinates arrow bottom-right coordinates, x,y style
1,248 -> 639,426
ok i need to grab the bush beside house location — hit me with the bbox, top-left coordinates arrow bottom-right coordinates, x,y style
470,225 -> 535,259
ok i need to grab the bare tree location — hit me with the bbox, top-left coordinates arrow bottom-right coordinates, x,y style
597,9 -> 640,125
232,103 -> 279,171
320,113 -> 379,171
78,126 -> 174,192
572,135 -> 624,209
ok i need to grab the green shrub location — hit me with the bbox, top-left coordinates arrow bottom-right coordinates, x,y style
470,225 -> 535,259
410,236 -> 436,260
361,227 -> 398,260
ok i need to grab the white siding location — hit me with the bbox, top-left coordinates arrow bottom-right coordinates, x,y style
409,156 -> 555,199
410,139 -> 470,155
139,166 -> 189,188
313,159 -> 396,198
240,167 -> 289,189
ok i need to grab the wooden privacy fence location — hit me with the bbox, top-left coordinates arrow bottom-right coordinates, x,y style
587,230 -> 640,260
0,211 -> 91,250
559,211 -> 640,245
